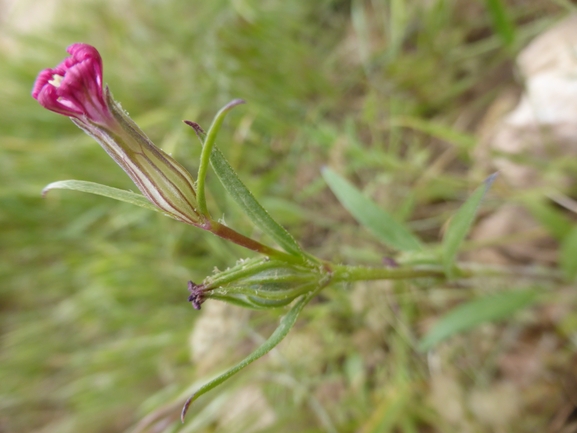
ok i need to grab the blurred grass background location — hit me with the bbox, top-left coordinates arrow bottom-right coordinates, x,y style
2,0 -> 577,432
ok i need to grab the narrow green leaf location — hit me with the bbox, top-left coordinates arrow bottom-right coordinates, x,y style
560,226 -> 577,281
484,0 -> 516,47
419,290 -> 539,351
196,99 -> 246,217
443,174 -> 497,276
42,180 -> 159,213
321,168 -> 421,252
209,146 -> 304,257
181,288 -> 316,421
390,117 -> 476,151
521,195 -> 573,241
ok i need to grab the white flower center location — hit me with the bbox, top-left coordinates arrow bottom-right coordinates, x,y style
48,74 -> 64,88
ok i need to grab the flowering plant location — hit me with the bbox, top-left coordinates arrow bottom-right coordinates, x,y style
33,44 -> 495,423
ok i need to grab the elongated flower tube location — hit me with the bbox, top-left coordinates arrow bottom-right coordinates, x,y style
32,43 -> 202,226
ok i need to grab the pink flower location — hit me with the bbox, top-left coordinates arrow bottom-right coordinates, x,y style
33,44 -> 202,226
32,43 -> 113,127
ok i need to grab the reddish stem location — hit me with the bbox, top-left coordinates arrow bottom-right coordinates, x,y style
208,220 -> 300,262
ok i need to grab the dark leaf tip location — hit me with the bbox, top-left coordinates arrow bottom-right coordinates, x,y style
485,172 -> 499,188
181,395 -> 195,423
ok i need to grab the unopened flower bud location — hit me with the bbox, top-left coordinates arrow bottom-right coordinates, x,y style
32,43 -> 201,225
188,258 -> 324,309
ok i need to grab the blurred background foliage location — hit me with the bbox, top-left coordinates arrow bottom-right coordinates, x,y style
2,0 -> 577,432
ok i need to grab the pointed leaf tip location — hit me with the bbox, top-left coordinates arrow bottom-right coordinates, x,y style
181,395 -> 194,423
442,173 -> 498,276
485,172 -> 498,187
183,120 -> 206,138
226,99 -> 246,109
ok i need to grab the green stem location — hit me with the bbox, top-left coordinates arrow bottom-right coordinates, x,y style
209,220 -> 302,263
196,99 -> 245,217
331,264 -> 458,283
331,262 -> 562,284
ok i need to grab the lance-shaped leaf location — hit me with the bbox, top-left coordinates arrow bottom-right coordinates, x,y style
560,226 -> 577,281
43,180 -> 160,213
484,0 -> 516,47
322,168 -> 422,252
209,146 -> 305,258
419,290 -> 538,351
181,285 -> 320,421
390,117 -> 476,151
442,174 -> 497,277
186,113 -> 304,258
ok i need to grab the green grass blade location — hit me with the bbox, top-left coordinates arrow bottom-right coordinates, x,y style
42,180 -> 159,213
521,195 -> 573,241
419,290 -> 539,351
209,146 -> 304,257
181,288 -> 315,421
442,174 -> 497,276
322,168 -> 422,252
560,226 -> 577,281
484,0 -> 516,47
390,117 -> 476,151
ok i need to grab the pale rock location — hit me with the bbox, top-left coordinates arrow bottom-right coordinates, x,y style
217,385 -> 277,433
189,301 -> 249,373
487,14 -> 577,190
468,381 -> 520,428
